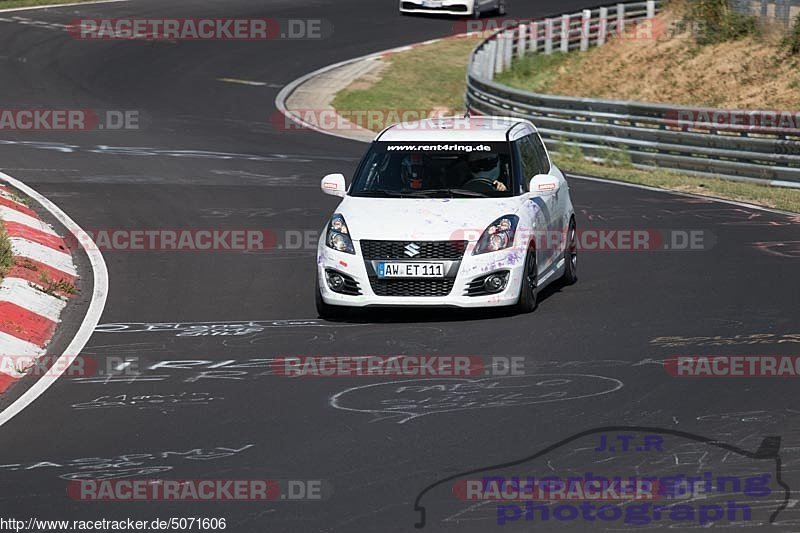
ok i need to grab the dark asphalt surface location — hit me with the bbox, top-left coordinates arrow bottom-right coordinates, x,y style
0,0 -> 798,531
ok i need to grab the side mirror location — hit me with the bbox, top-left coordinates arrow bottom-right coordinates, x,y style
321,173 -> 346,197
529,174 -> 560,196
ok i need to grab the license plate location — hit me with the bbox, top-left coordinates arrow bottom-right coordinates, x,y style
421,0 -> 442,6
377,262 -> 445,278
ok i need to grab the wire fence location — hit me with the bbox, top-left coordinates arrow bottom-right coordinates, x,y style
729,0 -> 800,26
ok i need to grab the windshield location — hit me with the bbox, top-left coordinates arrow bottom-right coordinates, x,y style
349,141 -> 515,198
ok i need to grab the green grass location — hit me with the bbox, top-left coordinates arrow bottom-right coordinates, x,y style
553,142 -> 800,213
332,36 -> 479,124
0,0 -> 94,8
331,37 -> 800,214
783,13 -> 800,55
495,51 -> 576,93
0,220 -> 12,280
686,0 -> 760,44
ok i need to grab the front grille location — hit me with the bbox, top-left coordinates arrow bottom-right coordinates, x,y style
370,278 -> 455,297
360,240 -> 467,260
401,2 -> 467,10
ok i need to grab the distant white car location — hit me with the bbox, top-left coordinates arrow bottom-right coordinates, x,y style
399,0 -> 505,18
315,116 -> 577,318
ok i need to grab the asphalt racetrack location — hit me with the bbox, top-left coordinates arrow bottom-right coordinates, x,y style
0,0 -> 798,531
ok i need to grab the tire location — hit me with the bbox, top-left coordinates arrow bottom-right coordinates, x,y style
515,242 -> 538,313
561,218 -> 578,286
315,278 -> 344,320
496,0 -> 506,15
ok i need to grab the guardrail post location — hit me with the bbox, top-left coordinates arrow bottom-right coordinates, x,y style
617,3 -> 625,35
598,7 -> 608,46
485,44 -> 495,80
545,18 -> 554,54
646,0 -> 656,19
494,38 -> 504,75
518,24 -> 527,58
580,9 -> 591,51
474,50 -> 484,79
503,30 -> 514,70
561,14 -> 570,53
530,22 -> 539,52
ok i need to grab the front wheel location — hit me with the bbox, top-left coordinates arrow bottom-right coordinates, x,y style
515,243 -> 538,313
315,278 -> 345,320
561,219 -> 578,286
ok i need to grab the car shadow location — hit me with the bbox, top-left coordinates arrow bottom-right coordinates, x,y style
322,280 -> 568,324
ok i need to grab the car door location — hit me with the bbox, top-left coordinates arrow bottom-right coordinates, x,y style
516,133 -> 559,271
513,133 -> 553,273
529,132 -> 567,249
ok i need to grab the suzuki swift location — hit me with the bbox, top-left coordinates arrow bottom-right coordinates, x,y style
315,116 -> 577,318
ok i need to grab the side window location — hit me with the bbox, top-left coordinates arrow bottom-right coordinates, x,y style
529,133 -> 551,174
517,136 -> 539,190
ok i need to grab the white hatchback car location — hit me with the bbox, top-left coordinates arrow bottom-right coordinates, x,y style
315,116 -> 577,318
399,0 -> 505,18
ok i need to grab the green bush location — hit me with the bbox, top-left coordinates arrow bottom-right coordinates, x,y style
687,0 -> 759,44
783,13 -> 800,54
0,221 -> 12,279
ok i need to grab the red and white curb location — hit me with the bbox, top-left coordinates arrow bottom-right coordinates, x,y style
0,172 -> 107,428
0,183 -> 77,392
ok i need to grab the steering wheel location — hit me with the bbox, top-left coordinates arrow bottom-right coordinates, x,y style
461,177 -> 497,193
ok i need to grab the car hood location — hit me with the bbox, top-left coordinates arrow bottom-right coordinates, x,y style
334,197 -> 522,241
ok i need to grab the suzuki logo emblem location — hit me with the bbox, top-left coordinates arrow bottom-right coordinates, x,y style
404,243 -> 421,257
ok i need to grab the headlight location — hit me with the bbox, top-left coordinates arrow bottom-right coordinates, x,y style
473,215 -> 519,255
326,214 -> 355,254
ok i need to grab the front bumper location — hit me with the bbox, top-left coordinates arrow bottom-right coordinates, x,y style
399,1 -> 473,15
317,240 -> 526,308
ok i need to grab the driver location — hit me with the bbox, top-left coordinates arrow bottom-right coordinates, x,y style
401,154 -> 426,190
466,153 -> 507,192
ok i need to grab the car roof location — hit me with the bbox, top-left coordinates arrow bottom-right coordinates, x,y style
375,116 -> 537,142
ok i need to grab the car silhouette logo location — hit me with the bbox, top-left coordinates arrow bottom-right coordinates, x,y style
404,243 -> 421,257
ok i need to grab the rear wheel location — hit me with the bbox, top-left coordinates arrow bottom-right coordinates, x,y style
515,243 -> 538,313
315,278 -> 345,320
561,218 -> 578,286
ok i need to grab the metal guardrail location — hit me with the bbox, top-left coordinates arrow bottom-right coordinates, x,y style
465,1 -> 800,186
731,0 -> 800,27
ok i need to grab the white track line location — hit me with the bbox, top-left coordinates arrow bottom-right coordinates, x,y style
0,171 -> 108,428
0,0 -> 129,14
568,174 -> 799,218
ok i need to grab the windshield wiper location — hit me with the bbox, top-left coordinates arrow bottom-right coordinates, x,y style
423,188 -> 489,198
353,189 -> 409,197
